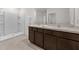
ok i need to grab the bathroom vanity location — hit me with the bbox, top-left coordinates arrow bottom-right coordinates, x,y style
28,8 -> 79,50
29,25 -> 79,50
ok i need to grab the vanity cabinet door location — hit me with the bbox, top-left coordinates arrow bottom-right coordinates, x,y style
29,29 -> 34,43
57,38 -> 76,50
44,34 -> 57,50
75,42 -> 79,50
35,31 -> 43,48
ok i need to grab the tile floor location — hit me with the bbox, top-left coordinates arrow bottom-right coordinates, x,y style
0,35 -> 43,50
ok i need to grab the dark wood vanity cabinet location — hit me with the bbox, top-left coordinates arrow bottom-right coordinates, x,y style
29,26 -> 79,50
29,27 -> 34,43
57,38 -> 76,50
35,31 -> 43,48
73,41 -> 79,50
63,32 -> 79,41
29,27 -> 44,48
44,34 -> 57,50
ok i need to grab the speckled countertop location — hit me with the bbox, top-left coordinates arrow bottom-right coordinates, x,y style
29,25 -> 79,34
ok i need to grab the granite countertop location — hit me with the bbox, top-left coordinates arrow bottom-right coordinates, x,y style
29,25 -> 79,34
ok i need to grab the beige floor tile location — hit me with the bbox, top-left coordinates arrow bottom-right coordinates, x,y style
0,35 -> 43,50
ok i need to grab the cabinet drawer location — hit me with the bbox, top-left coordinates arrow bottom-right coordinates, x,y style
38,28 -> 43,32
44,29 -> 53,35
53,30 -> 63,37
63,32 -> 79,41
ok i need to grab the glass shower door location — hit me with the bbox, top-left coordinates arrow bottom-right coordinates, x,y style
17,9 -> 25,34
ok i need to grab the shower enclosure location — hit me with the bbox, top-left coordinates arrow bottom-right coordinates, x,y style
0,8 -> 25,41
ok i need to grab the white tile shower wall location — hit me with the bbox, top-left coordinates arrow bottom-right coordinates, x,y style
4,8 -> 18,35
0,8 -> 36,39
0,8 -> 26,36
